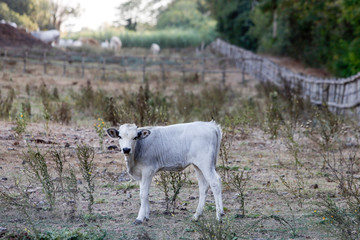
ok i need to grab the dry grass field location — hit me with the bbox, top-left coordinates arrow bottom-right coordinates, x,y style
0,51 -> 358,240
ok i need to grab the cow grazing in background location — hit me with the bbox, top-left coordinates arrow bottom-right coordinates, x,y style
101,40 -> 110,49
31,29 -> 60,45
110,36 -> 122,52
106,121 -> 224,224
79,38 -> 100,47
150,43 -> 160,55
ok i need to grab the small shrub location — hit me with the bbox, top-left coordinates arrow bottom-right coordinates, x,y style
0,88 -> 14,118
265,91 -> 283,139
193,216 -> 237,240
23,147 -> 55,209
64,167 -> 79,219
230,170 -> 250,217
21,101 -> 31,117
25,83 -> 30,96
317,148 -> 360,240
103,97 -> 120,126
154,171 -> 188,213
0,176 -> 39,235
50,148 -> 67,193
52,87 -> 59,100
53,101 -> 72,124
14,112 -> 28,138
77,144 -> 96,214
94,118 -> 108,150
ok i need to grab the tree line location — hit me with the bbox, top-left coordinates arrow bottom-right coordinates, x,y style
206,0 -> 360,77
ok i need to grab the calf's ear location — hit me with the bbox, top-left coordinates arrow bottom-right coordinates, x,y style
138,129 -> 151,140
106,128 -> 120,138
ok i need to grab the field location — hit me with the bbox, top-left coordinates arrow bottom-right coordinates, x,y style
0,48 -> 359,240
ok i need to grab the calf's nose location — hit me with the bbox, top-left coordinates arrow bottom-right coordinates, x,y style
123,148 -> 131,154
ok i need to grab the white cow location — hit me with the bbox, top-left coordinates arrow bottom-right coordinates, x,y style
106,121 -> 224,224
58,38 -> 74,48
31,29 -> 60,45
110,36 -> 122,52
150,43 -> 160,55
101,40 -> 110,49
72,40 -> 83,47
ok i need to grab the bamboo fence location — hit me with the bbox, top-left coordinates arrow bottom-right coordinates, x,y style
210,38 -> 360,116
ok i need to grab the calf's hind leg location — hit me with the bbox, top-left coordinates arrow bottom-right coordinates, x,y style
202,168 -> 224,221
193,166 -> 210,221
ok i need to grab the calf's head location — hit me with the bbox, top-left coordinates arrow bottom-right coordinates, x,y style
106,124 -> 151,155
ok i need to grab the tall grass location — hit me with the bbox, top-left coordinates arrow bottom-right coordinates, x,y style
65,28 -> 216,48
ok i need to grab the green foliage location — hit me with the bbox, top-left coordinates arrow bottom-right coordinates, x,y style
207,0 -> 258,50
23,147 -> 56,209
193,216 -> 237,240
208,0 -> 360,77
14,112 -> 28,137
94,118 -> 108,151
0,2 -> 38,30
77,144 -> 96,214
154,171 -> 188,213
34,227 -> 107,240
0,87 -> 14,119
65,28 -> 216,48
156,0 -> 217,40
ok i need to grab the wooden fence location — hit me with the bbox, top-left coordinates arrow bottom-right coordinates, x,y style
210,38 -> 360,116
0,46 -> 250,86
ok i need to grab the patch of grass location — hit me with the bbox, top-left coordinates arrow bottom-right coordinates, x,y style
34,227 -> 107,240
193,216 -> 237,240
115,181 -> 139,191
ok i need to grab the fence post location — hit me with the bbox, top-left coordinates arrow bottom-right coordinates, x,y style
101,57 -> 106,80
123,56 -> 128,74
201,56 -> 206,82
23,50 -> 28,73
160,57 -> 166,88
81,54 -> 85,78
63,56 -> 67,76
259,58 -> 263,82
43,51 -> 47,74
241,58 -> 246,85
2,49 -> 7,71
182,57 -> 186,82
221,58 -> 227,88
142,56 -> 147,83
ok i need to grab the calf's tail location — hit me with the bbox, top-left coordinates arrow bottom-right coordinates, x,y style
211,120 -> 222,166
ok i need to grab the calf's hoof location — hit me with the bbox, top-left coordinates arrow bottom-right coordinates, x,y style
133,219 -> 143,225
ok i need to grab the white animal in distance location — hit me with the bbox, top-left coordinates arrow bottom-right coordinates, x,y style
110,36 -> 122,52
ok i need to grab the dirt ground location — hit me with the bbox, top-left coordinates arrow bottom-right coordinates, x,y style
0,56 -> 341,239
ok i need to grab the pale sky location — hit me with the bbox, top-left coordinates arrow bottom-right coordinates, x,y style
64,0 -> 119,32
63,0 -> 172,32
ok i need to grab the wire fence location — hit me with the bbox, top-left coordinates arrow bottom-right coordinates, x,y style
210,38 -> 360,116
0,46 -> 253,86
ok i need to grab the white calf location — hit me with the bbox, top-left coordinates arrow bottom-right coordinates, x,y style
107,121 -> 224,224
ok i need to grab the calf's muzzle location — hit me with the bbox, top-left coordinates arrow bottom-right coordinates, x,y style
123,148 -> 131,154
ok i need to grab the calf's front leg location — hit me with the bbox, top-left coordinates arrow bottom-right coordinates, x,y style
134,171 -> 153,225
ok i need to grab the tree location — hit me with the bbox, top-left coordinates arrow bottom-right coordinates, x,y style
156,0 -> 214,30
50,0 -> 81,30
207,0 -> 258,50
115,0 -> 173,30
0,2 -> 38,30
